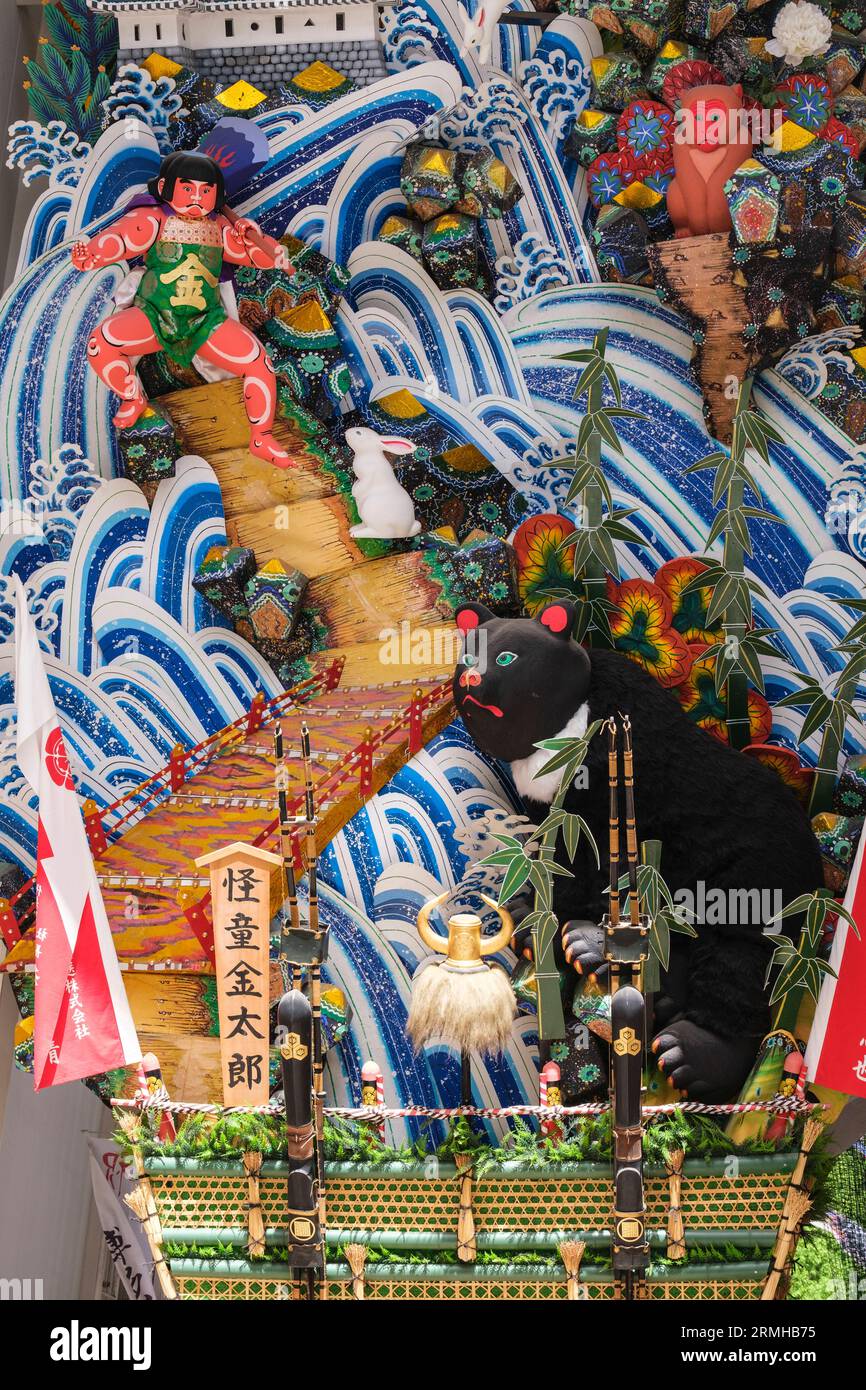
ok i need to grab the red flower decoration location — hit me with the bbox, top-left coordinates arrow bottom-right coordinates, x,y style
823,116 -> 860,159
512,512 -> 580,616
44,726 -> 74,790
743,744 -> 815,807
675,645 -> 772,744
586,149 -> 638,209
607,577 -> 693,688
616,99 -> 675,174
654,557 -> 725,647
662,60 -> 725,111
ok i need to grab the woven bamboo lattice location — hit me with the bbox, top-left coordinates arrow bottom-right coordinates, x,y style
173,1273 -> 765,1301
147,1165 -> 793,1233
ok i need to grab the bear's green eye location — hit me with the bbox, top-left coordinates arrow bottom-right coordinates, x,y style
463,653 -> 478,668
496,651 -> 518,666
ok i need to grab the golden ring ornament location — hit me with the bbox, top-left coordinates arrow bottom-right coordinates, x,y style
416,891 -> 514,973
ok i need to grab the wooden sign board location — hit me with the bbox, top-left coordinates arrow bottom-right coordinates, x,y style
195,842 -> 282,1107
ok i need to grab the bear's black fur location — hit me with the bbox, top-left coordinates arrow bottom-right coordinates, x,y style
453,599 -> 824,1100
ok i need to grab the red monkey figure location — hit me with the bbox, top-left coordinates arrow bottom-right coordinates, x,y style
71,150 -> 294,468
667,84 -> 754,239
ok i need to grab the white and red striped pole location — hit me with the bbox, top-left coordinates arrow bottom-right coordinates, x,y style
361,1060 -> 385,1140
540,1061 -> 562,1142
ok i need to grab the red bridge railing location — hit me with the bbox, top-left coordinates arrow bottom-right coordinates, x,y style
2,665 -> 454,953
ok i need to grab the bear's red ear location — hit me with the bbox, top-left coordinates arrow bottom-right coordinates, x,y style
455,602 -> 495,633
536,600 -> 576,638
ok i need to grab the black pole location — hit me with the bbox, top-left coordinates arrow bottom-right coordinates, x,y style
460,1052 -> 472,1107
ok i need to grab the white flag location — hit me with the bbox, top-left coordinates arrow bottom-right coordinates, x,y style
14,576 -> 140,1087
86,1137 -> 159,1300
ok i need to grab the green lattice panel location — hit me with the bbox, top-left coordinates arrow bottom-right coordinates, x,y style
174,1273 -> 764,1301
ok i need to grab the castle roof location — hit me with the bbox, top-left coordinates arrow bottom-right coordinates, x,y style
88,1 -> 383,11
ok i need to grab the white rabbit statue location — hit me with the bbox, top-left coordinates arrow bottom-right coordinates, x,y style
345,427 -> 423,539
459,0 -> 513,66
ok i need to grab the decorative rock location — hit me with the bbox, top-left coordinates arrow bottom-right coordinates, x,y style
421,212 -> 478,290
437,534 -> 520,614
646,39 -> 702,98
283,61 -> 355,108
454,149 -> 521,219
401,144 -> 461,221
834,189 -> 866,278
563,109 -> 618,167
816,275 -> 866,329
378,214 -> 425,262
820,43 -> 863,95
757,127 -> 857,231
117,407 -> 181,486
587,0 -> 678,61
590,51 -> 648,112
834,752 -> 866,816
614,179 -> 672,237
593,203 -> 651,283
725,159 -> 782,245
813,813 -> 864,892
244,559 -> 308,657
683,0 -> 741,42
192,544 -> 257,624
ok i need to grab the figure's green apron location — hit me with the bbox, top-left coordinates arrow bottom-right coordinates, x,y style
135,238 -> 226,367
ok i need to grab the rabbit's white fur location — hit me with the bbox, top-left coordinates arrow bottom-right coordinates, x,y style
459,0 -> 512,66
346,427 -> 422,539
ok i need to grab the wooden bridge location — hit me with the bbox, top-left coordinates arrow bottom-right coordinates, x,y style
3,377 -> 470,966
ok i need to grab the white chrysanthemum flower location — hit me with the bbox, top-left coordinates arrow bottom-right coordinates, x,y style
765,1 -> 833,67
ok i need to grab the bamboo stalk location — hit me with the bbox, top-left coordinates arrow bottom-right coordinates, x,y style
809,664 -> 861,815
455,1152 -> 477,1263
558,1239 -> 587,1300
345,1243 -> 367,1300
243,1151 -> 266,1260
665,1149 -> 686,1260
723,379 -> 753,752
582,328 -> 614,650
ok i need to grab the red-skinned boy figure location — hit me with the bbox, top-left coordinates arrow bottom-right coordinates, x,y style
71,150 -> 294,468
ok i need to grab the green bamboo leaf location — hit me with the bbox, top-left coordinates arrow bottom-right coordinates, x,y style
575,358 -> 608,397
684,451 -> 728,475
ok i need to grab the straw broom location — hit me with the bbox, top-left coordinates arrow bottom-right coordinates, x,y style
115,1106 -> 178,1299
666,1149 -> 686,1260
345,1243 -> 367,1299
559,1240 -> 587,1300
761,1190 -> 812,1300
243,1151 -> 266,1260
761,1115 -> 824,1300
124,1185 -> 178,1300
455,1152 -> 476,1262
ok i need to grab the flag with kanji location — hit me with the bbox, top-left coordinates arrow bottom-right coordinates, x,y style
13,577 -> 140,1089
804,828 -> 866,1099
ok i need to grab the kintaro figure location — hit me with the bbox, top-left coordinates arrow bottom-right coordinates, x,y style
453,599 -> 823,1101
72,151 -> 293,468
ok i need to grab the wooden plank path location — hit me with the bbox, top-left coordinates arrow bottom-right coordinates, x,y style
5,673 -> 454,969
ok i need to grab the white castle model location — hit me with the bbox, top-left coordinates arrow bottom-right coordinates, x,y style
88,0 -> 393,89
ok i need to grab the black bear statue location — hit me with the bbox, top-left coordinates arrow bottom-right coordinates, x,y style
453,599 -> 823,1101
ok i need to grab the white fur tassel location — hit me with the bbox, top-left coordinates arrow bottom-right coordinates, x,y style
408,963 -> 516,1055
